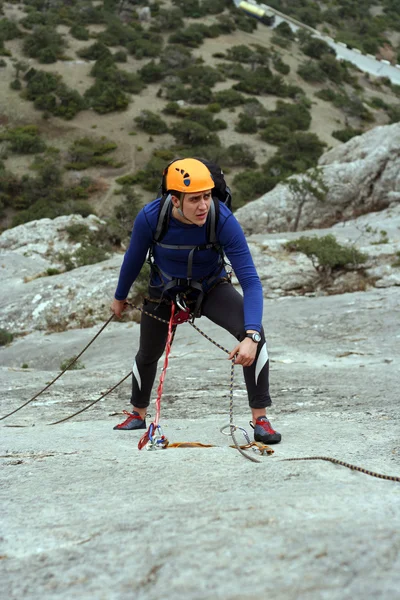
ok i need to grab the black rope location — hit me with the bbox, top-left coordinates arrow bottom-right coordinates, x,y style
0,314 -> 115,421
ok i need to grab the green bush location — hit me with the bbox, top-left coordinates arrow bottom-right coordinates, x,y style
284,235 -> 367,270
10,78 -> 21,90
170,120 -> 221,146
259,123 -> 291,145
212,88 -> 246,108
1,125 -> 46,154
60,355 -> 85,371
187,86 -> 214,105
65,137 -> 119,170
138,60 -> 164,83
235,112 -> 258,134
127,34 -> 163,59
268,131 -> 326,174
84,81 -> 130,114
0,328 -> 14,346
332,127 -> 362,143
20,10 -> 49,30
171,0 -> 205,18
155,8 -> 184,31
70,24 -> 89,41
177,65 -> 224,88
225,44 -> 256,64
274,21 -> 295,39
215,14 -> 236,34
164,83 -> 189,101
388,104 -> 400,124
273,56 -> 290,75
134,110 -> 168,135
160,45 -> 193,70
233,68 -> 289,97
23,26 -> 66,63
267,100 -> 312,131
0,18 -> 22,40
298,60 -> 326,83
231,169 -> 276,208
78,42 -> 112,61
223,144 -> 256,168
301,37 -> 335,59
169,25 -> 207,48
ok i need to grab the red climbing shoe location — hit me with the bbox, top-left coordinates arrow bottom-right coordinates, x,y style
113,410 -> 146,430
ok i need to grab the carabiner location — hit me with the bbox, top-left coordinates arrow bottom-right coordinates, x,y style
176,294 -> 187,312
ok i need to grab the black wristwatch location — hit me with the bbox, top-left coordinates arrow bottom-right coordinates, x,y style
245,332 -> 261,343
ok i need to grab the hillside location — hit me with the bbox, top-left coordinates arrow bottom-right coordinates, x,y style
0,0 -> 399,237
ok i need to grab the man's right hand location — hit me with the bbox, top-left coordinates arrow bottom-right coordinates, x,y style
111,298 -> 128,319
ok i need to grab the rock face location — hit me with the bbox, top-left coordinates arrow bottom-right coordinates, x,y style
235,123 -> 400,234
1,204 -> 399,334
0,215 -> 125,333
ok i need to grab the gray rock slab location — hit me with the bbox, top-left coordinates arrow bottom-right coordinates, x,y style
1,288 -> 400,600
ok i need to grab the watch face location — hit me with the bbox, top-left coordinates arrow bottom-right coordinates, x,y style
253,332 -> 261,343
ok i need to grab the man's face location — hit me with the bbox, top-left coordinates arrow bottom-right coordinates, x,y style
176,189 -> 213,226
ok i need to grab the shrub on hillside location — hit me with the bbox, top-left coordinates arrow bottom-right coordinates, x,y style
134,111 -> 169,135
187,87 -> 214,105
170,0 -> 205,18
127,34 -> 163,59
160,45 -> 193,70
298,60 -> 326,83
223,144 -> 256,168
70,24 -> 89,41
84,81 -> 130,113
235,112 -> 258,134
274,21 -> 294,40
273,56 -> 290,75
96,20 -> 139,47
0,329 -> 13,346
284,235 -> 367,271
215,14 -> 236,34
20,10 -> 49,30
233,69 -> 289,97
22,26 -> 66,63
155,8 -> 184,31
212,89 -> 246,108
177,65 -> 224,88
65,137 -> 119,170
168,25 -> 207,48
78,42 -> 112,61
170,120 -> 221,146
0,18 -> 22,40
138,60 -> 164,83
1,125 -> 46,154
332,127 -> 362,143
265,131 -> 326,176
300,37 -> 335,59
259,123 -> 291,145
388,104 -> 400,124
231,169 -> 276,208
268,100 -> 312,131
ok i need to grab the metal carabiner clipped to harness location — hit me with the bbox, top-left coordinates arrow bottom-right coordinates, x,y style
172,294 -> 192,325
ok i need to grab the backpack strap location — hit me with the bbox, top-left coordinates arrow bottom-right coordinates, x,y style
154,194 -> 173,243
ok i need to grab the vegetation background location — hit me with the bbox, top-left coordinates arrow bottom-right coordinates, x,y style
0,0 -> 399,253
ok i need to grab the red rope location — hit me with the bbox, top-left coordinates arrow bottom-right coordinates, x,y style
138,304 -> 176,449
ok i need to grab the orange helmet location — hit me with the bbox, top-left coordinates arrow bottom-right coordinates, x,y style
164,158 -> 214,194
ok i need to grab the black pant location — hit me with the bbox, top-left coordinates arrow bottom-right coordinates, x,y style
130,281 -> 272,409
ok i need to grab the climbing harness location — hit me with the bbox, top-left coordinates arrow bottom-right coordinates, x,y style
2,299 -> 400,478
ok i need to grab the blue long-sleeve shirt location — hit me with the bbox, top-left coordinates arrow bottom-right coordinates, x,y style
115,199 -> 263,332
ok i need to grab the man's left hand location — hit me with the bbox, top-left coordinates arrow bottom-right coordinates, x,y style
228,338 -> 257,367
